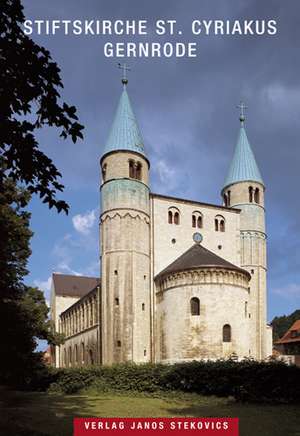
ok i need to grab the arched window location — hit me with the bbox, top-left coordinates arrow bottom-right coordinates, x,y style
254,188 -> 260,204
174,211 -> 180,225
136,162 -> 142,180
68,346 -> 72,366
129,160 -> 135,178
74,345 -> 78,364
249,186 -> 253,203
64,349 -> 67,367
215,218 -> 219,231
81,342 -> 85,364
227,191 -> 231,206
215,215 -> 225,232
89,349 -> 94,365
168,210 -> 173,224
223,324 -> 231,342
220,219 -> 225,232
192,215 -> 196,228
197,216 -> 202,229
190,297 -> 200,316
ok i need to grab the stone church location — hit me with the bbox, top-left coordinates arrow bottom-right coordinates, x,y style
50,75 -> 272,368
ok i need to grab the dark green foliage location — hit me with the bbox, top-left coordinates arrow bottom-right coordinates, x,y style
271,310 -> 300,341
0,179 -> 63,385
0,0 -> 84,213
44,360 -> 300,404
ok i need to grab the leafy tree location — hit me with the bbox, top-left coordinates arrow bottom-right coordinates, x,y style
0,0 -> 84,214
271,309 -> 300,342
0,179 -> 63,384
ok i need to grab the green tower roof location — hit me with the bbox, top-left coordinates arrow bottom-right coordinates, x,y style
103,86 -> 146,158
223,114 -> 264,190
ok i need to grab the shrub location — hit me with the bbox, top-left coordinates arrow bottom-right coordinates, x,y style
31,360 -> 300,403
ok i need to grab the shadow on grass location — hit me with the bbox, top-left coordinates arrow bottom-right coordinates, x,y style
1,387 -> 300,436
166,401 -> 300,436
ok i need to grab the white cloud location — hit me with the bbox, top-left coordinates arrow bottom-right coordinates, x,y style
72,209 -> 97,235
34,276 -> 52,293
273,283 -> 300,299
156,159 -> 175,184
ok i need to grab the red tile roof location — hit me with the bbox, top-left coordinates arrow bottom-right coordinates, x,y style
52,273 -> 100,297
276,320 -> 300,344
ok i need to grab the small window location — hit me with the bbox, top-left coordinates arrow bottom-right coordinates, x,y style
129,160 -> 135,178
220,219 -> 225,232
190,297 -> 200,316
192,215 -> 196,228
168,210 -> 173,224
223,324 -> 231,342
144,349 -> 147,356
142,303 -> 145,311
227,190 -> 231,206
174,211 -> 180,225
244,302 -> 248,318
223,193 -> 228,207
136,162 -> 142,180
117,340 -> 121,347
81,342 -> 85,364
197,216 -> 202,229
115,297 -> 119,306
249,186 -> 253,203
215,216 -> 225,232
254,188 -> 260,204
215,218 -> 219,231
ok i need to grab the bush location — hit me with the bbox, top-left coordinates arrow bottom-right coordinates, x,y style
32,360 -> 300,403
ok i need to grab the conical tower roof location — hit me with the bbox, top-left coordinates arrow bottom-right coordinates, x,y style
223,116 -> 263,190
155,244 -> 250,280
103,87 -> 146,158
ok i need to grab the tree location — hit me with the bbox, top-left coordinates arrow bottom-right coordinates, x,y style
0,0 -> 84,214
271,309 -> 300,342
0,179 -> 63,384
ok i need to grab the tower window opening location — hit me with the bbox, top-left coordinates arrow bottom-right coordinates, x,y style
249,186 -> 254,203
223,324 -> 231,342
144,275 -> 147,280
171,238 -> 176,244
192,215 -> 196,228
190,297 -> 200,316
114,270 -> 118,276
215,218 -> 219,231
245,301 -> 248,318
129,160 -> 135,178
142,303 -> 145,311
136,162 -> 142,180
168,210 -> 173,224
220,220 -> 225,232
174,211 -> 180,225
254,188 -> 260,204
215,215 -> 225,232
227,190 -> 231,206
117,340 -> 121,347
144,349 -> 147,356
115,297 -> 119,306
223,193 -> 228,207
197,216 -> 202,228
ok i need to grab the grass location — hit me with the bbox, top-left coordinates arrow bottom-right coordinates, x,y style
1,387 -> 300,436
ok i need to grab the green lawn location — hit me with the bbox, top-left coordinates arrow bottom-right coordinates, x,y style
1,387 -> 300,436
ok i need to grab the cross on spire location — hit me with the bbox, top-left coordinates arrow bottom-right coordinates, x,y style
237,101 -> 247,125
118,63 -> 130,87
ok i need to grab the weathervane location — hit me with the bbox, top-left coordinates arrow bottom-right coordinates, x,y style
237,101 -> 247,124
118,63 -> 130,87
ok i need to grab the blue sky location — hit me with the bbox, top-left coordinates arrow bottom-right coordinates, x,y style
22,0 -> 300,333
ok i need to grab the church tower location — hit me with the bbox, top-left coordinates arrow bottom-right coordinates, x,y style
100,71 -> 151,364
221,105 -> 268,359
